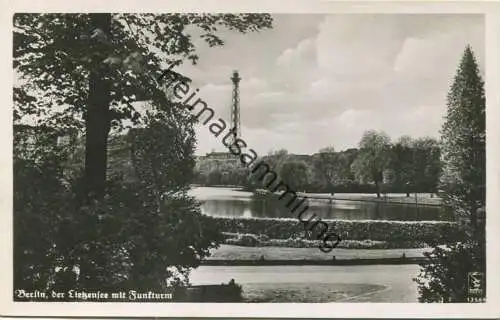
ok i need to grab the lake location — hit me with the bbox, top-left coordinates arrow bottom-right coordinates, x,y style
189,187 -> 444,221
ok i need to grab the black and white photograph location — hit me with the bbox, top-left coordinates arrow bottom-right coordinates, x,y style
3,2 -> 500,318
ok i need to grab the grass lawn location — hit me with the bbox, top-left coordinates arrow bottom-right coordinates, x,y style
209,244 -> 428,261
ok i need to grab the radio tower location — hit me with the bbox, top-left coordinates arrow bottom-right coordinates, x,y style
230,70 -> 241,144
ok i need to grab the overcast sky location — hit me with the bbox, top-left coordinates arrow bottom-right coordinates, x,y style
176,14 -> 485,156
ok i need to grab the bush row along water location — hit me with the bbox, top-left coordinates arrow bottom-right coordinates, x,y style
209,217 -> 461,245
222,232 -> 427,249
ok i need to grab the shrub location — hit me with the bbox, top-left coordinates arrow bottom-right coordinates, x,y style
414,241 -> 485,302
226,279 -> 243,301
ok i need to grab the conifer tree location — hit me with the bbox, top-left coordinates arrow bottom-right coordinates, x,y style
439,45 -> 485,229
414,45 -> 486,303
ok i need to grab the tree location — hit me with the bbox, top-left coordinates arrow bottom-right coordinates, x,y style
227,166 -> 252,187
389,136 -> 441,195
351,130 -> 391,197
14,107 -> 225,294
313,146 -> 337,189
213,162 -> 250,187
124,110 -> 224,290
413,137 -> 441,193
439,45 -> 485,229
13,135 -> 72,291
14,13 -> 273,201
128,108 -> 197,211
389,136 -> 415,196
279,161 -> 309,191
13,135 -> 130,293
13,13 -> 272,296
415,46 -> 486,302
337,148 -> 359,184
264,149 -> 289,172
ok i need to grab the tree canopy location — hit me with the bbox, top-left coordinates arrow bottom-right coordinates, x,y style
351,130 -> 392,197
14,13 -> 273,127
14,13 -> 273,199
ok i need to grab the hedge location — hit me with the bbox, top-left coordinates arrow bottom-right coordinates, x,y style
210,216 -> 461,245
223,232 -> 427,249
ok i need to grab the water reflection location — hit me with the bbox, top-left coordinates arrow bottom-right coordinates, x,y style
191,187 -> 444,221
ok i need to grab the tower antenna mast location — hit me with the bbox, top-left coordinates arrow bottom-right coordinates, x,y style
230,70 -> 241,144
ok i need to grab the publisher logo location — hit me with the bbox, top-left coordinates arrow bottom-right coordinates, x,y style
467,272 -> 484,297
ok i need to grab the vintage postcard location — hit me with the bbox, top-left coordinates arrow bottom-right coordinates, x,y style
1,0 -> 500,318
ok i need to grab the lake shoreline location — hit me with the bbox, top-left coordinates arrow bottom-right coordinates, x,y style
190,186 -> 444,221
253,188 -> 442,206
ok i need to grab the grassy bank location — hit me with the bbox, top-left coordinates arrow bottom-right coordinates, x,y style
209,244 -> 428,261
304,192 -> 442,206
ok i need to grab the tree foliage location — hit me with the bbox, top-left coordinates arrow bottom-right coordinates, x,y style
389,136 -> 415,190
128,108 -> 197,209
14,13 -> 273,127
264,149 -> 289,173
415,46 -> 486,303
14,110 -> 225,294
122,109 -> 226,290
351,130 -> 391,197
438,45 -> 486,227
279,161 -> 309,191
13,13 -> 272,295
195,139 -> 441,194
389,136 -> 441,195
313,146 -> 338,188
14,147 -> 72,291
413,137 -> 441,193
14,13 -> 273,199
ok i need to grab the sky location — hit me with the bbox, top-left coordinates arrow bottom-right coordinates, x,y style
173,14 -> 484,156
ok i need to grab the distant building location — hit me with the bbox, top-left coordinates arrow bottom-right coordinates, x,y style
14,124 -> 78,160
196,151 -> 240,174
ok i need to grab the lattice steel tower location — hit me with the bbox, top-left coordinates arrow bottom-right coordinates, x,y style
230,70 -> 241,143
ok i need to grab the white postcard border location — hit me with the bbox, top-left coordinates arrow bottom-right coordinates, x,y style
1,1 -> 499,318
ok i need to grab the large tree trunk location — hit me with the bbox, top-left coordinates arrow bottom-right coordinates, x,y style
84,13 -> 112,201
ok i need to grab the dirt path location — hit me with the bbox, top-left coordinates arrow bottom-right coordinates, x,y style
190,264 -> 421,302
